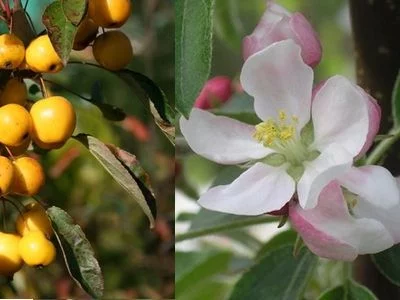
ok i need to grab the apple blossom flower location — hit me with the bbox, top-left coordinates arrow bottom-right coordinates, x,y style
243,1 -> 322,67
289,167 -> 400,261
180,40 -> 379,215
194,76 -> 233,109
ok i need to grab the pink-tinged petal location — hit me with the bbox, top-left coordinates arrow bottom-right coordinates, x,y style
194,76 -> 233,109
242,3 -> 289,60
242,4 -> 322,67
288,13 -> 322,67
311,80 -> 326,100
355,88 -> 381,158
339,166 -> 399,209
290,182 -> 394,261
180,109 -> 272,164
241,40 -> 313,130
199,163 -> 295,215
312,76 -> 369,157
297,143 -> 353,209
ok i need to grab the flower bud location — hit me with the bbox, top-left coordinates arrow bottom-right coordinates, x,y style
194,76 -> 233,109
243,2 -> 322,67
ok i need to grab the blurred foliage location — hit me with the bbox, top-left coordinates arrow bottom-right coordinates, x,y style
0,0 -> 174,299
176,0 -> 354,299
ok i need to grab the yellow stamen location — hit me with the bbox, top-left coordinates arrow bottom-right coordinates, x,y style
279,110 -> 286,121
253,110 -> 297,147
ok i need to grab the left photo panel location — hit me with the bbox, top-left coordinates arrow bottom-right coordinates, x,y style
0,0 -> 175,299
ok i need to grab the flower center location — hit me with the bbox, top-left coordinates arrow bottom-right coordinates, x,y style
253,110 -> 297,147
253,110 -> 311,165
343,188 -> 358,216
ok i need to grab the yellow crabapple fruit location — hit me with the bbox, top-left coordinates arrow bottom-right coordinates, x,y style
25,35 -> 63,73
0,104 -> 31,147
16,202 -> 53,238
19,231 -> 56,267
12,156 -> 45,196
0,78 -> 27,106
30,96 -> 76,149
93,31 -> 133,71
88,0 -> 132,28
0,232 -> 23,277
0,34 -> 25,69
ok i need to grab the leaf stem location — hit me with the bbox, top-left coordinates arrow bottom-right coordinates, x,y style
365,127 -> 400,165
175,215 -> 277,242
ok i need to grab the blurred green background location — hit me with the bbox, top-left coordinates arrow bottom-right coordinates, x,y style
0,0 -> 175,299
176,0 -> 353,299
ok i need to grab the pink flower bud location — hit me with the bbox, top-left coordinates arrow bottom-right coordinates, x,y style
194,76 -> 233,109
243,2 -> 322,67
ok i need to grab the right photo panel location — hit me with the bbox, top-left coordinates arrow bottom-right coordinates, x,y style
176,0 -> 400,299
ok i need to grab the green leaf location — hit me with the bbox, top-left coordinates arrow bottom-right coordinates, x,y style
74,134 -> 156,227
105,143 -> 153,189
318,281 -> 378,300
392,70 -> 400,127
255,230 -> 297,260
229,245 -> 317,300
61,0 -> 88,25
117,70 -> 174,124
176,251 -> 232,297
318,286 -> 345,300
372,244 -> 400,286
176,0 -> 214,117
117,69 -> 175,144
12,9 -> 36,47
214,0 -> 243,49
42,1 -> 77,64
47,206 -> 104,298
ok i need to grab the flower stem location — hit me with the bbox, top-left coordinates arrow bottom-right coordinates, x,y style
175,215 -> 277,242
365,127 -> 400,165
343,261 -> 352,280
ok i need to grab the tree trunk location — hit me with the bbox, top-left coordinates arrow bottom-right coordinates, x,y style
349,0 -> 400,298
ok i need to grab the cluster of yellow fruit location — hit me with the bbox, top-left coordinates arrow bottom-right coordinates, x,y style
0,35 -> 76,197
0,202 -> 56,278
74,0 -> 134,71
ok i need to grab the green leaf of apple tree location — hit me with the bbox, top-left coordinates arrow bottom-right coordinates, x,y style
74,134 -> 157,227
42,1 -> 79,64
117,69 -> 175,144
318,280 -> 378,300
372,244 -> 400,286
61,0 -> 88,25
176,0 -> 214,117
47,206 -> 104,299
229,245 -> 317,300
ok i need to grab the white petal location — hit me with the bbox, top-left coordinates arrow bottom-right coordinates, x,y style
240,40 -> 313,130
290,182 -> 394,261
297,143 -> 353,209
198,163 -> 295,215
353,199 -> 400,244
312,76 -> 369,156
180,109 -> 272,164
339,166 -> 399,209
